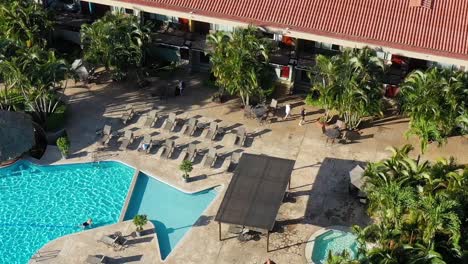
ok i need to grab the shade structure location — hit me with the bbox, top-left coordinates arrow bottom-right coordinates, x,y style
215,153 -> 295,231
0,111 -> 35,162
349,165 -> 366,190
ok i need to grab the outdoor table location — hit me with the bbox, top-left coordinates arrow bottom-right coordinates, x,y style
253,105 -> 268,119
325,127 -> 341,140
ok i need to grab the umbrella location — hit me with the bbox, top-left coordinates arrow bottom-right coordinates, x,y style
0,111 -> 35,162
349,165 -> 366,190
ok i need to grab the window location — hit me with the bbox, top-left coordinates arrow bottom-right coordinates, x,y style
331,44 -> 340,51
211,24 -> 234,32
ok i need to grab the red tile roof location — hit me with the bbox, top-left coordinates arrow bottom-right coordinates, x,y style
123,0 -> 468,60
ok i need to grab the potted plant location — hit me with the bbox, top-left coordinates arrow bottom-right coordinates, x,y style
133,214 -> 148,237
179,160 -> 193,183
56,136 -> 70,159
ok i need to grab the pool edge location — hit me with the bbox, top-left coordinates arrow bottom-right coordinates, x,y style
118,168 -> 141,222
304,225 -> 351,264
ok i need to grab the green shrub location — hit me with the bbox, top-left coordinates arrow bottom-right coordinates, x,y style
179,160 -> 193,179
56,136 -> 70,157
305,93 -> 321,107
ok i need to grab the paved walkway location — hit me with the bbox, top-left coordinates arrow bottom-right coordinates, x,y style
34,69 -> 467,264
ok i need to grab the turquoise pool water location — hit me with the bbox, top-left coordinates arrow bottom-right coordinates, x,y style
0,161 -> 134,264
312,230 -> 359,263
124,173 -> 217,260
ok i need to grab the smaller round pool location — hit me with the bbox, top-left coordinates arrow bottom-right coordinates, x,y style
305,226 -> 359,264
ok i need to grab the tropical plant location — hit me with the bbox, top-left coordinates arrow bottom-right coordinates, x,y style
133,214 -> 148,232
208,26 -> 271,106
80,12 -> 151,80
401,68 -> 468,153
0,45 -> 70,126
355,144 -> 468,263
325,249 -> 360,264
179,160 -> 193,180
308,47 -> 385,129
0,0 -> 52,47
56,136 -> 70,157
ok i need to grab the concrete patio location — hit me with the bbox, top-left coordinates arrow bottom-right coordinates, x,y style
31,69 -> 467,264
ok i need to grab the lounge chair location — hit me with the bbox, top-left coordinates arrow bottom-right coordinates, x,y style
269,99 -> 278,114
205,122 -> 221,140
121,104 -> 135,124
144,110 -> 158,127
180,143 -> 197,162
120,130 -> 134,150
202,147 -> 217,168
162,113 -> 177,132
98,235 -> 118,247
227,152 -> 242,172
114,235 -> 129,250
180,118 -> 198,137
98,125 -> 112,146
159,139 -> 175,159
234,127 -> 246,147
138,135 -> 153,153
86,255 -> 110,264
334,119 -> 346,131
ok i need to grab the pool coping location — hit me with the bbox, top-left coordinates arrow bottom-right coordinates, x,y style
304,225 -> 351,264
19,158 -> 224,263
118,168 -> 141,222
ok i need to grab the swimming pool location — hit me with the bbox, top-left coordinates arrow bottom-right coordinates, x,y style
124,173 -> 217,260
0,160 -> 134,264
311,229 -> 359,263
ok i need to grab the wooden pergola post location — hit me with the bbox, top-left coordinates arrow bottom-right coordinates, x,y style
266,230 -> 270,252
218,221 -> 222,241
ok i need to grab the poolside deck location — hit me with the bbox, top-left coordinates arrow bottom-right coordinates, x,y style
31,69 -> 467,264
29,221 -> 158,263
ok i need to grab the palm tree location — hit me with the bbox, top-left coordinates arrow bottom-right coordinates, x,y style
401,68 -> 468,153
207,26 -> 270,106
0,0 -> 52,47
80,13 -> 151,80
309,47 -> 384,129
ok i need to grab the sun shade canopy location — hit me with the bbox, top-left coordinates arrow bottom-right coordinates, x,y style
215,153 -> 295,231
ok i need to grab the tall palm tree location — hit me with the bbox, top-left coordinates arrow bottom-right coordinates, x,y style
401,68 -> 467,153
81,13 -> 150,80
309,47 -> 384,129
0,0 -> 52,47
207,26 -> 270,106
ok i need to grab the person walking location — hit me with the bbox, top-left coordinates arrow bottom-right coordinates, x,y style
299,107 -> 306,126
284,104 -> 291,120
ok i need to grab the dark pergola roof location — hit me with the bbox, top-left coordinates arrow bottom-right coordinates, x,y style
0,110 -> 35,162
215,153 -> 295,231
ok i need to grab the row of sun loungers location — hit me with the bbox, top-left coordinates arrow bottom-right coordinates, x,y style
98,111 -> 247,170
